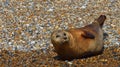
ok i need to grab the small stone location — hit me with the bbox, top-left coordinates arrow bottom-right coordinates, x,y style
118,29 -> 120,34
8,42 -> 12,45
47,8 -> 54,12
81,5 -> 86,9
26,24 -> 30,27
31,41 -> 36,45
99,59 -> 108,62
67,61 -> 73,65
111,24 -> 116,28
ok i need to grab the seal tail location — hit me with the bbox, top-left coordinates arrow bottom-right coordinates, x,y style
96,15 -> 106,28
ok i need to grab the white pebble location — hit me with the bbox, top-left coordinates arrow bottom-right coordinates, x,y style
47,8 -> 54,12
26,24 -> 30,27
115,42 -> 120,46
8,42 -> 12,45
1,25 -> 4,27
67,62 -> 73,65
21,32 -> 25,36
31,41 -> 36,45
81,5 -> 86,9
111,24 -> 116,28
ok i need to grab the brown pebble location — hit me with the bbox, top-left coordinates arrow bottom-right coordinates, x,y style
118,29 -> 120,34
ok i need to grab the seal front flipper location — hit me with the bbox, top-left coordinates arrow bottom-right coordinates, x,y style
81,30 -> 95,39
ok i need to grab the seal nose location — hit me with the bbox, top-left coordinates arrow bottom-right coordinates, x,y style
63,33 -> 67,40
64,37 -> 67,40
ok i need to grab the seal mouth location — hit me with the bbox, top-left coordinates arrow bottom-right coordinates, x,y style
57,38 -> 69,45
59,40 -> 69,45
63,40 -> 69,43
63,35 -> 69,40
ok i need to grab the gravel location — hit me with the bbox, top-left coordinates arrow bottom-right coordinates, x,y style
0,0 -> 120,66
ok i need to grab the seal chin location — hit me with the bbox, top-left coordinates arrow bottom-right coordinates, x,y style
57,39 -> 69,45
63,40 -> 69,44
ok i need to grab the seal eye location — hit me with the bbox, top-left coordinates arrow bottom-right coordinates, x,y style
56,35 -> 60,38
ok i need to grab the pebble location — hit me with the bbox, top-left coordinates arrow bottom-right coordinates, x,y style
99,59 -> 108,62
67,61 -> 73,65
47,8 -> 54,12
118,29 -> 120,34
30,41 -> 36,45
8,42 -> 12,45
111,24 -> 116,28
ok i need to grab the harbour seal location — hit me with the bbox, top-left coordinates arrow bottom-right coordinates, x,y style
51,15 -> 106,60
